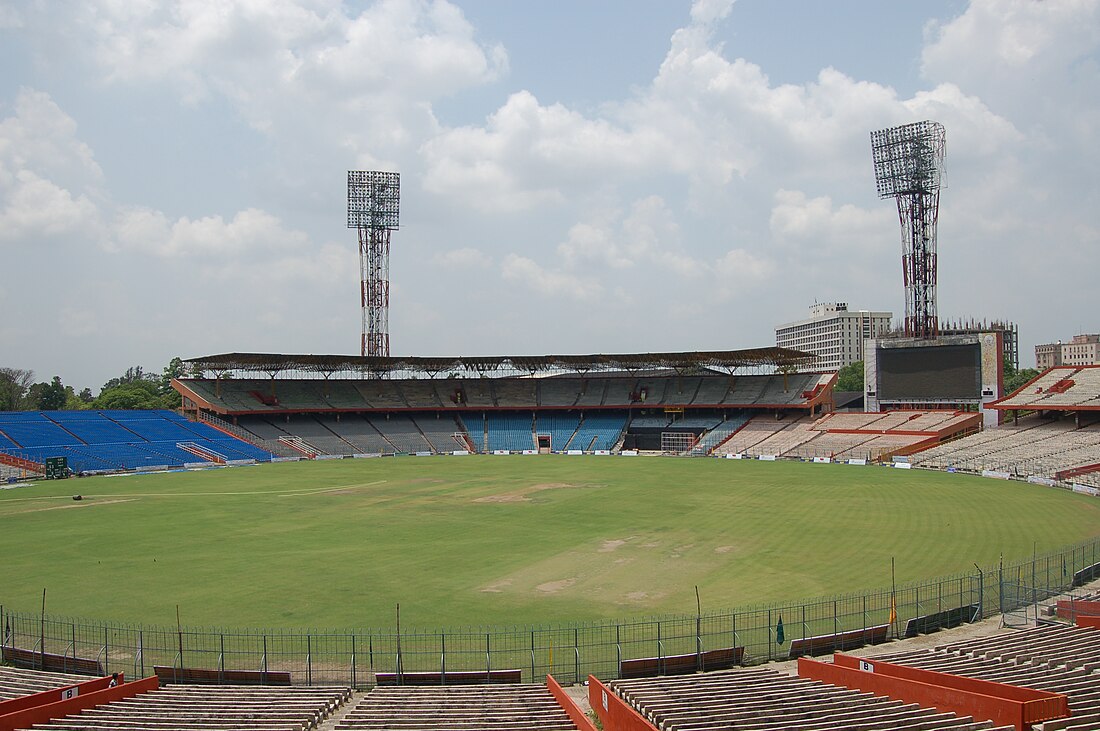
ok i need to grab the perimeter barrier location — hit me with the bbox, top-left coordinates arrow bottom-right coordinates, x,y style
3,537 -> 1098,688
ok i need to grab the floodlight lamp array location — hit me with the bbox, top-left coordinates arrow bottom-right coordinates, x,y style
870,121 -> 946,199
347,170 -> 401,229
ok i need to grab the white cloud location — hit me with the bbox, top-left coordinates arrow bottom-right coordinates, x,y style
922,0 -> 1100,90
713,247 -> 775,299
421,90 -> 675,213
65,0 -> 507,158
501,254 -> 601,301
0,5 -> 22,30
433,246 -> 492,269
0,88 -> 105,243
0,88 -> 103,189
0,170 -> 99,241
5,1 -> 1100,385
769,189 -> 890,256
110,207 -> 308,258
690,0 -> 736,26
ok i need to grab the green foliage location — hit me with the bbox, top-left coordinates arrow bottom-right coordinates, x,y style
1,457 -> 1097,629
28,376 -> 67,410
93,358 -> 185,410
0,367 -> 34,410
92,382 -> 166,410
2,357 -> 186,412
63,385 -> 93,410
835,361 -> 864,392
1002,353 -> 1040,395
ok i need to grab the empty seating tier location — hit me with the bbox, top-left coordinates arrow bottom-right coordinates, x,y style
22,683 -> 352,731
336,684 -> 575,731
0,410 -> 276,473
179,373 -> 836,414
911,417 -> 1100,479
868,623 -> 1100,725
0,666 -> 90,701
609,665 -> 1012,731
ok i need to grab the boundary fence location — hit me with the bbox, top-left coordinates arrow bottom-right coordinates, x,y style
3,537 -> 1099,688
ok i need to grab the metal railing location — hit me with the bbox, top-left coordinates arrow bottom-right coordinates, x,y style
4,537 -> 1098,688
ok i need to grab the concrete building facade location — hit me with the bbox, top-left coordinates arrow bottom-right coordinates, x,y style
776,303 -> 893,372
1036,334 -> 1100,369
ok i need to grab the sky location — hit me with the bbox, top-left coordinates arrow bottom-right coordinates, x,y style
2,0 -> 1098,391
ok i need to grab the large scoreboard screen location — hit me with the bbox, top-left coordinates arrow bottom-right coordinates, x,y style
877,343 -> 982,400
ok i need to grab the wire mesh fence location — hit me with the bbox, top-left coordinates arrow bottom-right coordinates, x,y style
3,537 -> 1099,688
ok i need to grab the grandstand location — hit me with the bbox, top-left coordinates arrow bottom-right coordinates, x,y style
991,365 -> 1100,412
907,365 -> 1100,482
865,623 -> 1100,728
0,666 -> 90,701
337,684 -> 575,731
17,681 -> 351,731
165,349 -> 836,458
605,665 -> 1015,731
709,409 -> 981,461
0,409 -> 276,474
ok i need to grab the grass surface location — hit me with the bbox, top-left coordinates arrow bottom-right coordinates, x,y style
2,456 -> 1098,631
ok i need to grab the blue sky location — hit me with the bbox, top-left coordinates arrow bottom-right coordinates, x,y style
1,0 -> 1097,390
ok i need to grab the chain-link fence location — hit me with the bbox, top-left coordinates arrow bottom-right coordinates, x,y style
4,537 -> 1099,688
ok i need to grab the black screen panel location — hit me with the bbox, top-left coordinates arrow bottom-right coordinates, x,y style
878,344 -> 981,400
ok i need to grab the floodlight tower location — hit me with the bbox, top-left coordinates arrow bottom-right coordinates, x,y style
347,171 -> 400,357
870,121 -> 946,339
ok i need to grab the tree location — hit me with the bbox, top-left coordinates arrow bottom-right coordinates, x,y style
94,358 -> 187,410
101,366 -> 157,393
0,367 -> 34,410
29,376 -> 67,410
835,361 -> 864,392
93,383 -> 165,410
159,356 -> 185,408
64,386 -> 94,410
1002,354 -> 1039,396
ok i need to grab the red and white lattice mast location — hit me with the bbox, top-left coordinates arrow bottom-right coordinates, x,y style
347,171 -> 400,357
870,121 -> 946,339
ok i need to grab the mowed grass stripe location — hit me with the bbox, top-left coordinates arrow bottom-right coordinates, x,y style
1,456 -> 1098,630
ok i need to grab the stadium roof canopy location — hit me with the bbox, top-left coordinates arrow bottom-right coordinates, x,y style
183,348 -> 816,378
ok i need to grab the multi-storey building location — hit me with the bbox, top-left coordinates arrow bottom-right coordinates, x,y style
1035,342 -> 1063,370
775,303 -> 893,372
1036,334 -> 1100,369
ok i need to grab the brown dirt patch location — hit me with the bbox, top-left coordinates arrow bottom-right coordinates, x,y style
480,580 -> 513,594
7,498 -> 135,515
473,493 -> 531,503
474,482 -> 596,503
599,537 -> 635,553
536,578 -> 576,594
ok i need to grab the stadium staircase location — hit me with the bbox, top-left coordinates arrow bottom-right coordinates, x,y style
0,450 -> 44,474
195,411 -> 299,458
1055,462 -> 1100,482
176,441 -> 227,464
279,435 -> 320,458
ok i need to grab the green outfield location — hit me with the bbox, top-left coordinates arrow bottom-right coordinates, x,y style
2,456 -> 1098,632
